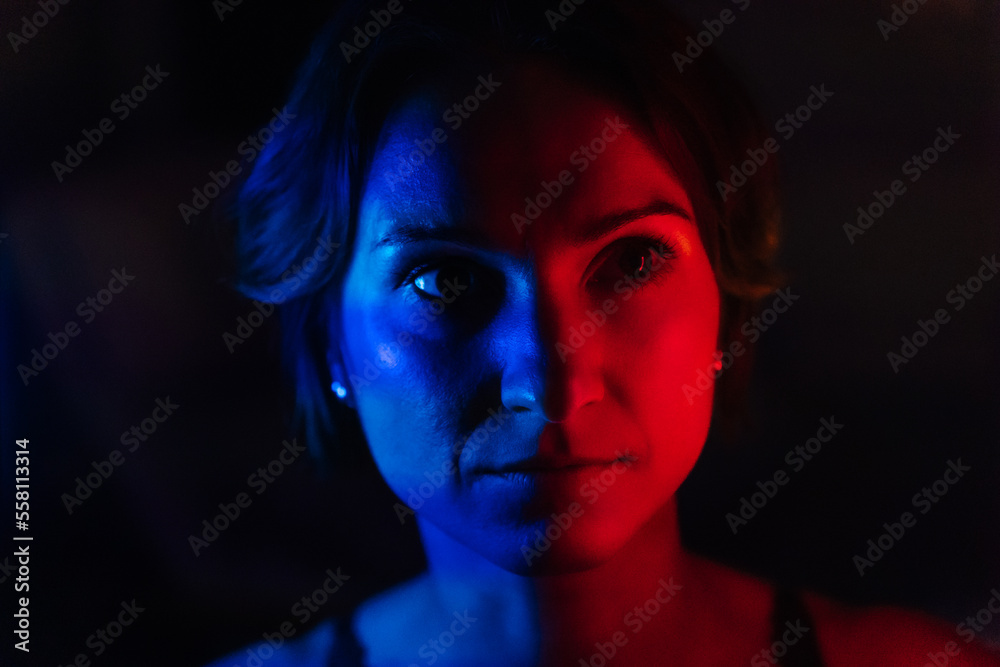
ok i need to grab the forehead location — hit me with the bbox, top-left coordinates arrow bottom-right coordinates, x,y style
358,64 -> 694,254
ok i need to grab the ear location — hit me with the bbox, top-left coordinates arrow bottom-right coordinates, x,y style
327,347 -> 357,409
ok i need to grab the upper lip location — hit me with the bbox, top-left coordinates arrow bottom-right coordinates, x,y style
485,455 -> 628,474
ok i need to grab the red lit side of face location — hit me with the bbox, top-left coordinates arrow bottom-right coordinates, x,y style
337,63 -> 720,574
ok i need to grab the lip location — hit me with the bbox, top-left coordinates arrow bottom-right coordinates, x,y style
479,453 -> 635,476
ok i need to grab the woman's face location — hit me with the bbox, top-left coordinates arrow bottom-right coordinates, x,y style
337,65 -> 720,574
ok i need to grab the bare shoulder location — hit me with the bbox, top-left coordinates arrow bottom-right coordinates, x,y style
801,591 -> 1000,666
202,618 -> 341,667
686,555 -> 775,619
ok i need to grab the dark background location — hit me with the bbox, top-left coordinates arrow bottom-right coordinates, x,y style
1,0 -> 997,665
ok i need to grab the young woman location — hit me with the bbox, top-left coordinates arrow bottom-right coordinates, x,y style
206,1 -> 998,664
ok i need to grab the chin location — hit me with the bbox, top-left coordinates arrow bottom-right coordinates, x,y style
491,511 -> 643,577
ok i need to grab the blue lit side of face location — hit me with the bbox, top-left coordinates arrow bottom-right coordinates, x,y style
333,68 -> 720,575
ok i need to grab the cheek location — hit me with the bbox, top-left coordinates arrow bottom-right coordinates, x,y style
610,255 -> 719,377
605,259 -> 720,473
338,297 -> 480,491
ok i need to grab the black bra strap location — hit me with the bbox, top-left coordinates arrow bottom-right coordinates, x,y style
327,592 -> 824,666
329,615 -> 368,666
770,588 -> 824,666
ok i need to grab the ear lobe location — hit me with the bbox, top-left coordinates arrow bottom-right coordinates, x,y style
327,348 -> 357,409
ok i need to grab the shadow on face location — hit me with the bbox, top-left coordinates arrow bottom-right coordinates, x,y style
337,62 -> 721,574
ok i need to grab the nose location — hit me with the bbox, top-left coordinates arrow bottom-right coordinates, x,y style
498,284 -> 605,423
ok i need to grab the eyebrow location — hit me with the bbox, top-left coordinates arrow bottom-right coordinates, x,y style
374,223 -> 490,250
569,199 -> 693,246
373,199 -> 693,250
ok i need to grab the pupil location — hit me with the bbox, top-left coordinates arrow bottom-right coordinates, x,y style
437,265 -> 472,298
621,248 -> 649,277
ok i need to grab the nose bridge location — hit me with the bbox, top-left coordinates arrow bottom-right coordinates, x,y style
498,269 -> 604,422
496,275 -> 548,414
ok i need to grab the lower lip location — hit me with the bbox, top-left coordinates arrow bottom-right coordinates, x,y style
499,464 -> 604,477
472,461 -> 634,514
481,463 -> 619,487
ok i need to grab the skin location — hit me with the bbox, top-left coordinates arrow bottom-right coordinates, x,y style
327,65 -> 1000,665
334,63 -> 742,664
338,64 -> 719,577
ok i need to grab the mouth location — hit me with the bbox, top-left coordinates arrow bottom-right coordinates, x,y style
479,452 -> 637,476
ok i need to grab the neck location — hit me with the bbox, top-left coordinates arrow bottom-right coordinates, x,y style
416,499 -> 694,664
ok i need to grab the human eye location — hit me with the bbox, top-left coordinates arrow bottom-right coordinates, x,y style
398,258 -> 504,329
410,261 -> 476,299
401,257 -> 502,305
585,235 -> 677,292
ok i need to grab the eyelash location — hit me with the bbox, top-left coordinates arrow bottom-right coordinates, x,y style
395,258 -> 468,292
584,234 -> 678,291
397,233 -> 678,300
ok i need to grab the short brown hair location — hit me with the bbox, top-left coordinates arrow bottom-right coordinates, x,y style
225,0 -> 782,460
